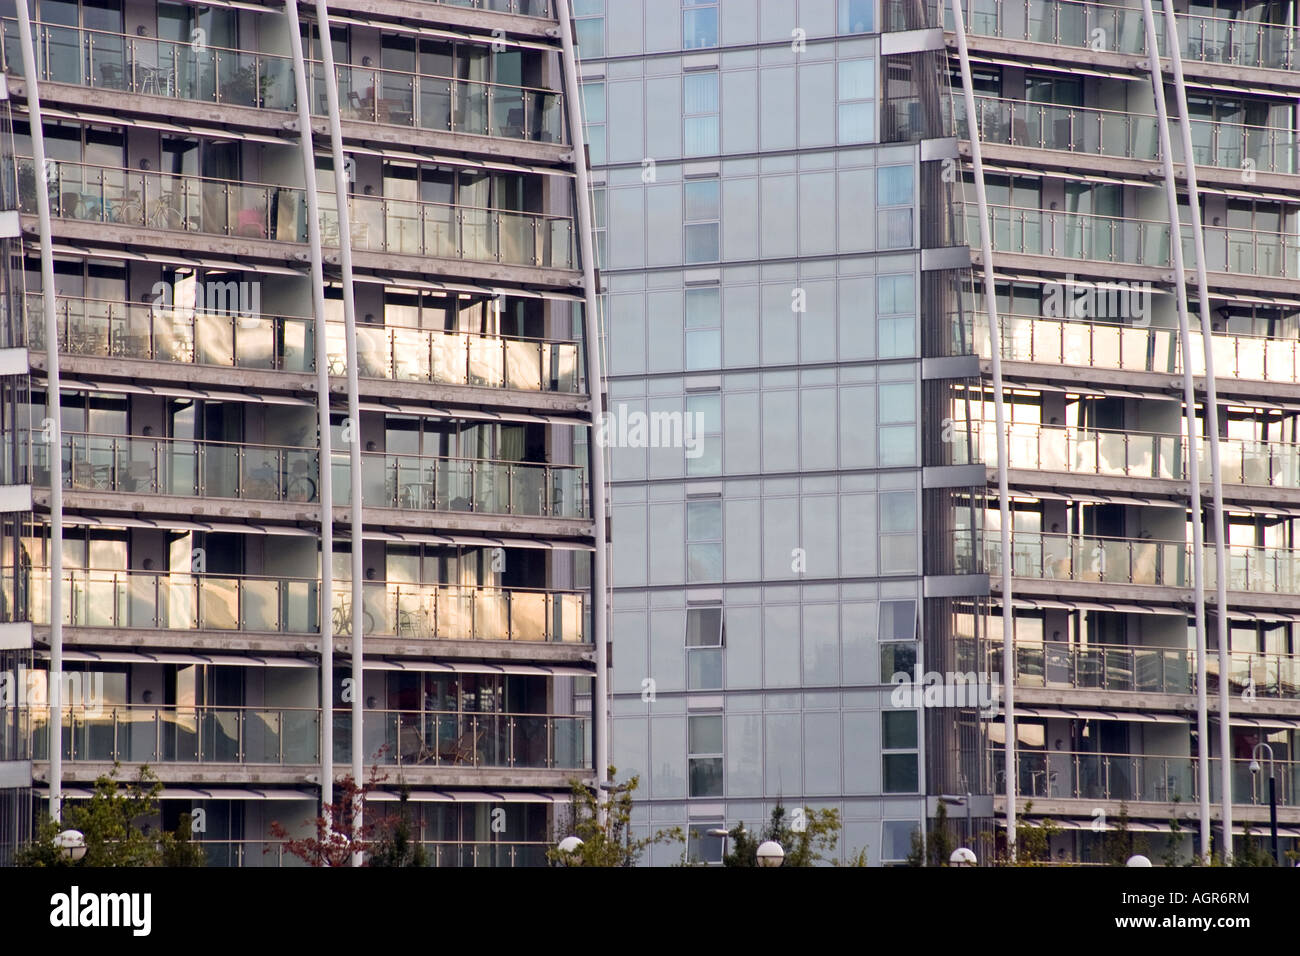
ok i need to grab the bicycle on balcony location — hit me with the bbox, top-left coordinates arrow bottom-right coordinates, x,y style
331,603 -> 376,636
112,190 -> 188,231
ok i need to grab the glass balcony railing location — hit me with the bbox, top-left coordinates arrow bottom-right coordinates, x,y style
317,61 -> 565,143
960,312 -> 1300,386
967,203 -> 1300,277
2,567 -> 588,643
953,94 -> 1299,174
962,529 -> 1300,595
959,421 -> 1300,491
23,294 -> 582,393
951,0 -> 1300,72
198,839 -> 549,868
7,704 -> 320,764
417,0 -> 554,16
990,641 -> 1300,699
997,749 -> 1300,808
25,431 -> 588,518
343,449 -> 587,517
0,22 -> 567,144
330,581 -> 587,643
18,158 -> 576,269
6,704 -> 589,770
334,708 -> 590,770
0,20 -> 296,108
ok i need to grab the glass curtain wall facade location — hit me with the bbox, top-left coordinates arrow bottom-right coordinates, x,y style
0,0 -> 602,867
577,0 -> 927,865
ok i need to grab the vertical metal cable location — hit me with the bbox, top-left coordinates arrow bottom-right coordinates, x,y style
15,0 -> 63,823
554,0 -> 610,809
283,0 -> 334,813
948,0 -> 1015,857
1139,0 -> 1212,862
1157,0 -> 1233,858
309,0 -> 365,864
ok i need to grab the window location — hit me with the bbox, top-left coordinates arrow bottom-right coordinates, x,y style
591,186 -> 607,268
882,710 -> 919,792
688,715 -> 724,797
574,0 -> 604,57
880,641 -> 917,681
685,287 -> 721,370
880,598 -> 919,685
880,599 -> 918,641
687,823 -> 725,863
839,0 -> 875,33
686,391 -> 721,476
877,164 -> 914,249
879,490 -> 918,573
683,0 -> 719,49
877,382 -> 916,467
881,820 -> 920,863
582,81 -> 606,165
685,178 -> 720,263
687,497 -> 722,581
683,71 -> 720,157
837,58 -> 876,143
687,606 -> 724,690
877,273 -> 916,359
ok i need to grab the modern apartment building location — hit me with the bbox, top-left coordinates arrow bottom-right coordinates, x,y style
576,0 -> 931,866
928,0 -> 1300,862
0,0 -> 607,866
580,0 -> 1300,867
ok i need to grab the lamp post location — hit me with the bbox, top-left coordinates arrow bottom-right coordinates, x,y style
55,829 -> 86,863
950,847 -> 977,867
1126,854 -> 1152,867
756,840 -> 784,867
1249,742 -> 1280,865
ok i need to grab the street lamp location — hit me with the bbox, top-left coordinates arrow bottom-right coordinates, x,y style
55,829 -> 86,862
756,840 -> 785,867
1250,742 -> 1280,866
557,835 -> 584,855
1126,854 -> 1152,867
950,847 -> 977,867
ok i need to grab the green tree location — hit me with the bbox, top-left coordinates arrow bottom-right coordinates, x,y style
269,765 -> 385,867
906,801 -> 956,866
368,784 -> 429,868
547,767 -> 682,867
15,764 -> 204,867
723,803 -> 843,867
1102,802 -> 1148,866
987,802 -> 1061,866
1232,826 -> 1277,867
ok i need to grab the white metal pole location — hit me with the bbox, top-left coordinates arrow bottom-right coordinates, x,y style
283,0 -> 334,813
948,0 -> 1016,857
309,0 -> 365,864
15,0 -> 63,823
1139,0 -> 1212,862
1157,0 -> 1233,860
555,0 -> 609,807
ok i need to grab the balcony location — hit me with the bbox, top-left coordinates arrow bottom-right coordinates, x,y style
19,159 -> 576,270
1000,749 -> 1300,808
990,641 -> 1300,700
951,0 -> 1300,73
959,421 -> 1300,493
334,708 -> 589,771
4,705 -> 589,771
3,704 -> 319,764
5,568 -> 588,643
199,839 -> 549,867
318,61 -> 565,143
954,94 -> 1299,175
25,295 -> 582,394
0,21 -> 568,146
965,529 -> 1300,596
967,203 -> 1300,278
29,431 -> 589,519
0,19 -> 295,109
958,312 -> 1300,387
